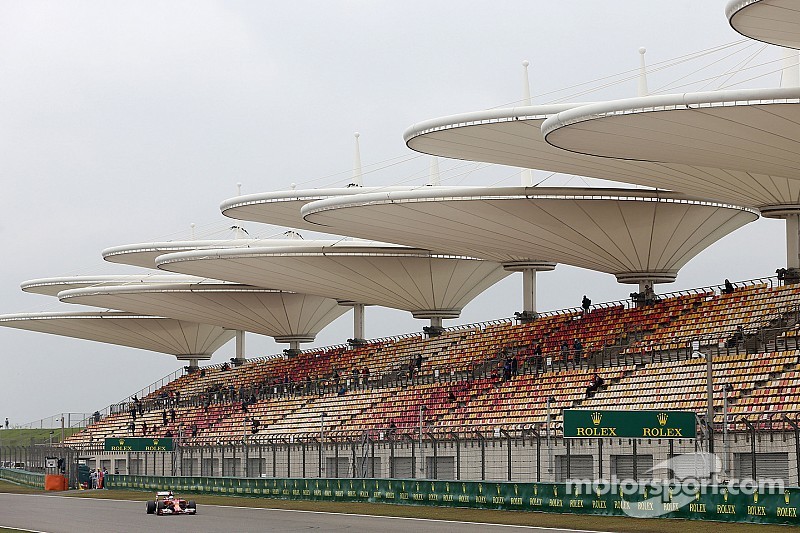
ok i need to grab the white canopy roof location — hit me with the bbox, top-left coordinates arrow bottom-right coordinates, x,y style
300,187 -> 758,284
21,274 -> 204,297
0,311 -> 233,360
727,0 -> 800,49
541,87 -> 800,212
403,97 -> 800,210
58,283 -> 347,343
155,241 -> 509,319
220,186 -> 424,232
102,238 -> 297,269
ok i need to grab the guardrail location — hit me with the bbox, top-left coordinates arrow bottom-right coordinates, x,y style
107,474 -> 800,525
0,467 -> 45,489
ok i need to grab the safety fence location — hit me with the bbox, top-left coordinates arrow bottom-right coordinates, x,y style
0,467 -> 45,489
106,474 -> 800,525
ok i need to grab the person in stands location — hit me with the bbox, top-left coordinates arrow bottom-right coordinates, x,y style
581,295 -> 591,314
585,373 -> 605,397
723,278 -> 735,294
573,338 -> 583,361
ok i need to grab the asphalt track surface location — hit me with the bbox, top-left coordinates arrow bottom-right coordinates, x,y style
0,492 -> 606,533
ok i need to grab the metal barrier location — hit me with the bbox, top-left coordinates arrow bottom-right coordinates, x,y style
105,473 -> 800,525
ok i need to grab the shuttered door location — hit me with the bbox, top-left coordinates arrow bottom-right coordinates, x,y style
612,455 -> 654,481
556,455 -> 594,481
392,457 -> 414,479
735,452 -> 789,483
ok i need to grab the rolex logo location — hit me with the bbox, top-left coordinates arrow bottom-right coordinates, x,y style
754,491 -> 758,503
723,488 -> 728,502
153,439 -> 159,445
119,439 -> 124,445
657,413 -> 668,426
785,490 -> 790,504
591,412 -> 602,426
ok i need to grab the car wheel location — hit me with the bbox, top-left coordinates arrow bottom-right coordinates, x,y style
156,500 -> 165,514
146,501 -> 156,514
187,500 -> 196,513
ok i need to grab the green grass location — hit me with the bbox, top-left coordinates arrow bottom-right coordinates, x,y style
0,480 -> 793,532
0,428 -> 79,447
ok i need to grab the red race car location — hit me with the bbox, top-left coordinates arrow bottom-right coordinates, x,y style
146,491 -> 197,515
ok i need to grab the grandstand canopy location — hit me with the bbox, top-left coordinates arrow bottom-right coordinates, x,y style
220,186 -> 439,233
155,241 -> 510,321
300,187 -> 758,286
58,283 -> 348,346
404,98 -> 800,210
0,311 -> 233,361
102,238 -> 299,269
727,0 -> 800,49
541,88 -> 800,267
21,274 -> 203,297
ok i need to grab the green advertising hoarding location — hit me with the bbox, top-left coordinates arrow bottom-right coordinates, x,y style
104,437 -> 174,452
563,410 -> 696,439
104,475 -> 800,526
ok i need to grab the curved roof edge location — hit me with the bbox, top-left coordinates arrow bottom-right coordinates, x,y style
541,87 -> 800,141
21,274 -> 205,296
102,238 -> 266,261
154,243 -> 492,271
402,103 -> 583,146
300,186 -> 761,221
726,0 -> 800,50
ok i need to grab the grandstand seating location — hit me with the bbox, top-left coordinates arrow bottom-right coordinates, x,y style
65,280 -> 800,447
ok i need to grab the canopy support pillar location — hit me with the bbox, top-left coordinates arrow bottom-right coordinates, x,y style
235,330 -> 245,362
503,261 -> 556,323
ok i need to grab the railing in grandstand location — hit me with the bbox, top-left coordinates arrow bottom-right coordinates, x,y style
75,275 -> 787,430
17,413 -> 92,430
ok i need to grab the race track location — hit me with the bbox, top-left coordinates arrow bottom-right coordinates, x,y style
0,492 -> 603,533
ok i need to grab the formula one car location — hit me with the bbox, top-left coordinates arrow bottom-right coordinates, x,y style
146,491 -> 197,515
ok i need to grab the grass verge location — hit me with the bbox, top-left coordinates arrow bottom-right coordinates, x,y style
0,480 -> 794,532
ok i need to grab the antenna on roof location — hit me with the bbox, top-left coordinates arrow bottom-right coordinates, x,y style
237,182 -> 242,196
521,59 -> 532,106
427,157 -> 440,186
780,49 -> 800,88
521,60 -> 534,187
348,132 -> 363,187
637,47 -> 649,97
190,223 -> 195,240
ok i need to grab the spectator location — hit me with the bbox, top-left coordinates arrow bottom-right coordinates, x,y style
4,417 -> 8,430
723,278 -> 735,295
162,410 -> 168,425
141,421 -> 148,435
448,391 -> 457,403
560,340 -> 570,362
415,354 -> 423,370
585,373 -> 605,397
581,295 -> 591,314
502,358 -> 512,381
128,421 -> 135,434
169,408 -> 176,424
511,355 -> 519,376
573,338 -> 583,361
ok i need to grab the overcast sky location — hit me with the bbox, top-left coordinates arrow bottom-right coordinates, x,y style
0,1 -> 788,425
